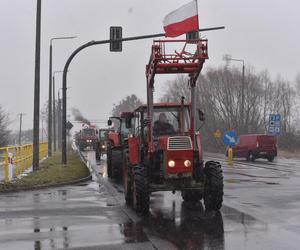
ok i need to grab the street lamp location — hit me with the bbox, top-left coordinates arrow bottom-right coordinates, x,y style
52,70 -> 65,152
57,87 -> 71,151
223,54 -> 245,133
48,36 -> 76,157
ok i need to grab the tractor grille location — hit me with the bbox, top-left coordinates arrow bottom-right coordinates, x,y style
167,136 -> 193,150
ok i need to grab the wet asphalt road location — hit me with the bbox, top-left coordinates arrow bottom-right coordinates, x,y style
0,152 -> 299,250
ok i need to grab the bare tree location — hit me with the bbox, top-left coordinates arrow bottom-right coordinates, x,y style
161,66 -> 300,151
111,94 -> 143,116
0,105 -> 10,147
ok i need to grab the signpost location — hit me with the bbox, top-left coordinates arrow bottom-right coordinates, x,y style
268,114 -> 281,135
223,130 -> 239,147
223,130 -> 239,165
214,129 -> 222,139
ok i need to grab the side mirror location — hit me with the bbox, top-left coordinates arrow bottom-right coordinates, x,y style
107,120 -> 112,126
198,109 -> 205,121
125,117 -> 132,129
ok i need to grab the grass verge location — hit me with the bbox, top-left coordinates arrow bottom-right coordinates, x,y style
0,152 -> 90,192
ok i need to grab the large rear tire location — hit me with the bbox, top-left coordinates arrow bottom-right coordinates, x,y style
132,165 -> 150,214
204,161 -> 223,211
106,142 -> 112,178
123,152 -> 133,205
111,149 -> 123,180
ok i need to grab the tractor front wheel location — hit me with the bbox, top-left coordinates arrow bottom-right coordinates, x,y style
132,165 -> 150,214
204,161 -> 223,211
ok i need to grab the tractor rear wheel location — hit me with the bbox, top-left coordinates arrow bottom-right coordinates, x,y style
132,165 -> 150,214
204,161 -> 223,211
111,149 -> 123,180
181,189 -> 203,203
106,143 -> 112,178
123,152 -> 132,205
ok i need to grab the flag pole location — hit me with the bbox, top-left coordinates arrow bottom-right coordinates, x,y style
195,0 -> 200,38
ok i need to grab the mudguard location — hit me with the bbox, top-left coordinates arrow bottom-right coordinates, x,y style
128,137 -> 140,165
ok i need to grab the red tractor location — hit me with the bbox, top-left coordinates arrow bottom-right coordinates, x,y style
106,112 -> 134,179
96,128 -> 113,160
123,39 -> 223,213
76,125 -> 98,152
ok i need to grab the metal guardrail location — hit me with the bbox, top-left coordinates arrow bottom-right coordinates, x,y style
0,142 -> 48,183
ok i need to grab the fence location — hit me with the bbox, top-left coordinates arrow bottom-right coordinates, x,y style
0,142 -> 48,183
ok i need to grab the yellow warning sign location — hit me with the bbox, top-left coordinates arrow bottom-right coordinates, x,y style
214,129 -> 222,138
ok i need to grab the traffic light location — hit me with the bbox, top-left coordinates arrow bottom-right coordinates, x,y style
186,31 -> 199,40
110,26 -> 122,52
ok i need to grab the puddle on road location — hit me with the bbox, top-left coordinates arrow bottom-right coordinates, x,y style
143,191 -> 279,250
0,215 -> 148,250
144,200 -> 225,250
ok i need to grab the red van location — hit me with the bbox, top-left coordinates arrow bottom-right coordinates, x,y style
229,134 -> 277,162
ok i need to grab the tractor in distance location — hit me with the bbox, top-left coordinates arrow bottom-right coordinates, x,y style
96,128 -> 113,160
122,38 -> 224,214
75,124 -> 99,152
106,112 -> 134,179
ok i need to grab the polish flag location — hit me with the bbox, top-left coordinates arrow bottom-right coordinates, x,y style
163,0 -> 199,38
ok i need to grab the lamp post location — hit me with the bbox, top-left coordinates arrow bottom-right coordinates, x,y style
223,54 -> 245,133
48,36 -> 76,157
52,71 -> 64,152
33,0 -> 41,171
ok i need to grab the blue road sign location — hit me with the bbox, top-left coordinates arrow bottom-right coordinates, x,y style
268,114 -> 281,135
223,130 -> 239,146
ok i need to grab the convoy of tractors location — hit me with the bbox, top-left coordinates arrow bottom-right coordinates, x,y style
75,38 -> 224,214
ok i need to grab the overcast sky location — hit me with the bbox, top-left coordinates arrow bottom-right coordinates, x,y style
0,0 -> 299,131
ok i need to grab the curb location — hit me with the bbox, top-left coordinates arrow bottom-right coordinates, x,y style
0,174 -> 92,194
0,150 -> 92,194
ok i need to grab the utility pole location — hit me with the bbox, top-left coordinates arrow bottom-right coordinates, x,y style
33,0 -> 41,171
52,74 -> 56,152
48,41 -> 53,156
57,91 -> 62,150
48,36 -> 76,156
18,113 -> 25,145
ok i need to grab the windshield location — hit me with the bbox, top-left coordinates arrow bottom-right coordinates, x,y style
152,106 -> 190,136
110,118 -> 131,136
99,130 -> 108,139
82,128 -> 95,136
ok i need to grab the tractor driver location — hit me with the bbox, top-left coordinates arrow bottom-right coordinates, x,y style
153,113 -> 175,136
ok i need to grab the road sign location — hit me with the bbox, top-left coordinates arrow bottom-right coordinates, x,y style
66,121 -> 73,130
214,129 -> 222,139
223,130 -> 239,146
268,114 -> 281,135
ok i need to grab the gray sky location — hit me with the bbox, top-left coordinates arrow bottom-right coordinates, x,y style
0,0 -> 299,131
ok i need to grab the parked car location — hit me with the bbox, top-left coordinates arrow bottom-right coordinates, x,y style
227,134 -> 277,162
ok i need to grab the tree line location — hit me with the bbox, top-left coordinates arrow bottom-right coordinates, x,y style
161,66 -> 300,151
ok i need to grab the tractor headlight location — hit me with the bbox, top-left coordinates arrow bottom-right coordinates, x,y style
168,160 -> 175,168
184,160 -> 191,167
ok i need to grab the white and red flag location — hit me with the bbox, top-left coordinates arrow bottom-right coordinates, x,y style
163,0 -> 199,38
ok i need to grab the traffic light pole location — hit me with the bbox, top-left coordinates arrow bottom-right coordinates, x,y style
61,26 -> 225,164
